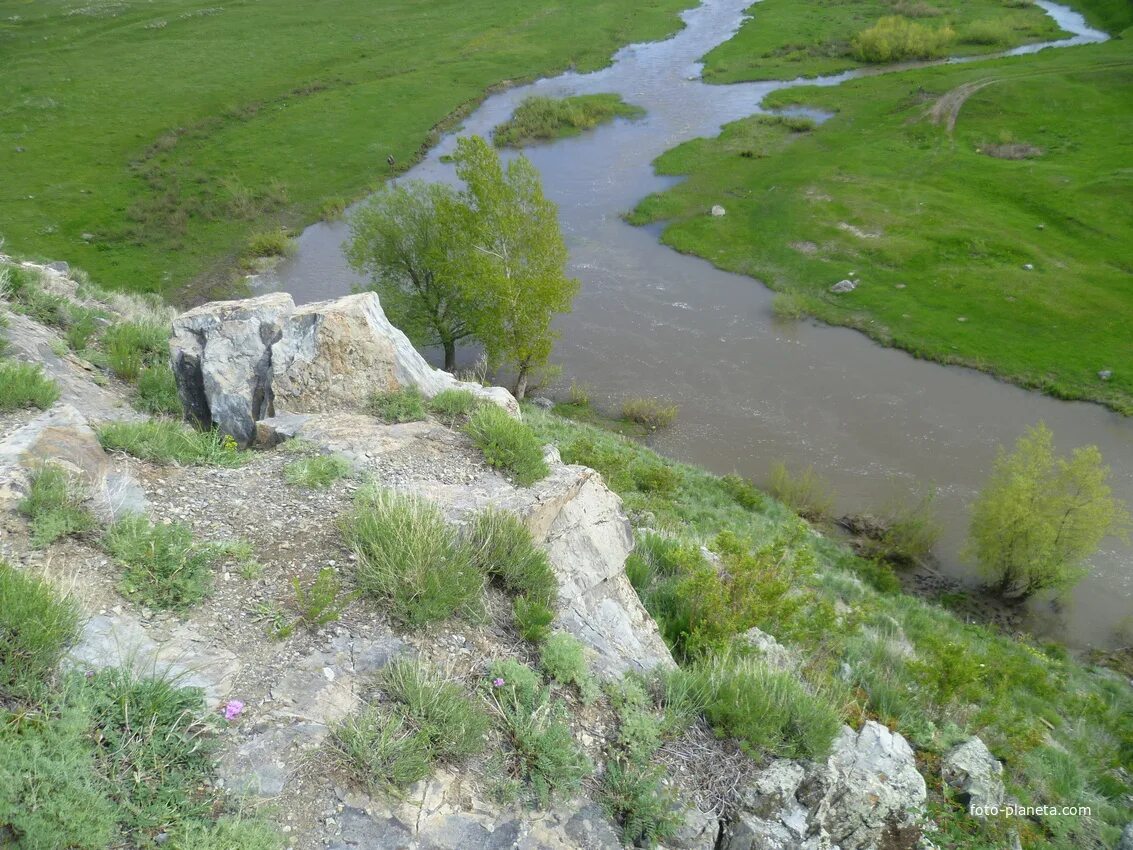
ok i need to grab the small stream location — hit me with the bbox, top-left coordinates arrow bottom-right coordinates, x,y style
270,0 -> 1130,648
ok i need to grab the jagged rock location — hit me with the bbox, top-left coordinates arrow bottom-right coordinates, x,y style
1116,822 -> 1133,850
271,292 -> 517,416
69,614 -> 240,709
711,205 -> 727,217
829,279 -> 856,294
0,404 -> 145,521
530,396 -> 555,410
2,314 -> 142,422
729,722 -> 926,850
170,291 -> 518,446
170,292 -> 292,447
669,806 -> 722,849
941,737 -> 1005,810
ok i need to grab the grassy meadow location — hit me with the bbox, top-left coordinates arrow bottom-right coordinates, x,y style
629,37 -> 1133,412
0,0 -> 695,299
699,0 -> 1068,82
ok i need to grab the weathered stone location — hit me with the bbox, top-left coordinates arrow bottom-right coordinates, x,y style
271,292 -> 517,416
941,737 -> 1005,810
2,314 -> 142,422
720,814 -> 798,850
45,261 -> 70,274
711,205 -> 727,217
669,806 -> 721,850
829,279 -> 856,294
740,627 -> 800,673
1116,822 -> 1133,850
170,292 -> 292,447
1098,369 -> 1113,381
530,396 -> 555,410
0,404 -> 145,521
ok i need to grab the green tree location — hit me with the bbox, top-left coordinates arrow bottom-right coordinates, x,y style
452,135 -> 579,400
346,181 -> 474,371
966,422 -> 1128,601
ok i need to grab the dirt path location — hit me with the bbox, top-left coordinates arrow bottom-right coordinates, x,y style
926,78 -> 1000,134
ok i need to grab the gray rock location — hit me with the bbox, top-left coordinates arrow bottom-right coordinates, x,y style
45,261 -> 70,274
1023,263 -> 1034,270
1098,369 -> 1112,381
668,806 -> 720,850
711,205 -> 727,217
720,814 -> 797,850
0,404 -> 146,521
530,396 -> 555,410
740,627 -> 800,673
942,738 -> 1004,810
829,279 -> 856,294
1116,822 -> 1133,850
170,292 -> 292,447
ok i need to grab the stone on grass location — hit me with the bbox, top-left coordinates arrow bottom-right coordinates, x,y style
941,737 -> 1005,810
830,279 -> 857,294
711,205 -> 726,217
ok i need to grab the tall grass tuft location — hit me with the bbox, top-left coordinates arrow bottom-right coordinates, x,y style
465,508 -> 557,608
768,460 -> 835,520
465,405 -> 549,486
621,396 -> 679,430
19,465 -> 97,548
104,515 -> 220,610
367,386 -> 426,423
0,360 -> 60,410
0,562 -> 81,700
97,420 -> 245,467
343,487 -> 483,626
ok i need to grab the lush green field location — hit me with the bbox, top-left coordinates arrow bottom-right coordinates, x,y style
0,0 -> 695,300
700,0 -> 1066,82
493,93 -> 645,147
630,38 -> 1133,413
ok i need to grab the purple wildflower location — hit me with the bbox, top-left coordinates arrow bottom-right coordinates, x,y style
492,677 -> 506,688
223,699 -> 245,721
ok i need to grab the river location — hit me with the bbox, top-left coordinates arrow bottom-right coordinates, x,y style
268,0 -> 1130,648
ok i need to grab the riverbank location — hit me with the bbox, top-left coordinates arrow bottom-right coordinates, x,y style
0,0 -> 697,300
630,34 -> 1133,414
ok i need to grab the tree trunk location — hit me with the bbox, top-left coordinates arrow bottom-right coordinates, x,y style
443,339 -> 456,372
513,365 -> 529,401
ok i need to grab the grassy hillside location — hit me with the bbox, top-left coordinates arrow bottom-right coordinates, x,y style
0,0 -> 694,299
700,0 -> 1067,82
524,404 -> 1133,850
629,38 -> 1133,413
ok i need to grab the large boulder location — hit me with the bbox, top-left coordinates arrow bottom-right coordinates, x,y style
169,291 -> 517,447
941,737 -> 1005,810
170,292 -> 292,447
0,404 -> 145,521
724,721 -> 926,850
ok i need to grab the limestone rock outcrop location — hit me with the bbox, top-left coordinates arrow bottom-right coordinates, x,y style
170,291 -> 517,446
941,737 -> 1005,810
723,721 -> 926,850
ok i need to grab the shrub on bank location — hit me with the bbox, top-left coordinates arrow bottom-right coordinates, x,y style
852,17 -> 955,63
621,396 -> 679,430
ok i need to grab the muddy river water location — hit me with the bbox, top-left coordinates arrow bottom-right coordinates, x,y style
271,0 -> 1130,648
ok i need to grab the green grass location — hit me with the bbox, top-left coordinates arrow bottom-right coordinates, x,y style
104,515 -> 222,610
135,365 -> 181,415
343,486 -> 483,626
97,419 -> 246,466
283,454 -> 352,488
0,562 -> 81,702
379,660 -> 489,762
699,0 -> 1065,82
521,405 -> 1133,848
428,388 -> 479,426
19,465 -> 97,549
493,94 -> 645,147
367,386 -> 426,423
466,508 -> 558,608
102,320 -> 169,382
244,228 -> 293,260
539,633 -> 598,703
0,0 -> 696,298
327,707 -> 434,792
630,41 -> 1133,413
465,405 -> 549,486
620,396 -> 679,430
0,360 -> 60,411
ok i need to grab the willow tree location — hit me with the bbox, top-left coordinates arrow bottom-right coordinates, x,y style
966,422 -> 1128,601
346,181 -> 473,371
451,135 -> 578,400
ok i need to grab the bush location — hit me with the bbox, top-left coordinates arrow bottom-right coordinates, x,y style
465,405 -> 549,486
367,385 -> 427,423
688,654 -> 843,759
600,760 -> 682,848
283,455 -> 352,488
961,18 -> 1012,45
344,487 -> 483,626
19,464 -> 97,548
105,515 -> 219,609
0,360 -> 60,410
630,459 -> 681,494
967,423 -> 1128,600
326,707 -> 433,792
380,659 -> 489,761
858,493 -> 941,566
97,420 -> 245,467
135,365 -> 181,415
102,320 -> 168,382
428,388 -> 478,425
540,633 -> 598,703
768,461 -> 834,520
852,16 -> 955,62
0,562 -> 80,700
466,508 -> 557,607
514,596 -> 555,643
245,228 -> 293,258
284,567 -> 356,635
488,661 -> 591,806
621,396 -> 679,430
721,473 -> 764,510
